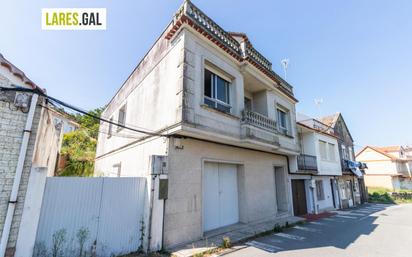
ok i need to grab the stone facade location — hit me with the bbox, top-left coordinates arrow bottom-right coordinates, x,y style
0,77 -> 43,256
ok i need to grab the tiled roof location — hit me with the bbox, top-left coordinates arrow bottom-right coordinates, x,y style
0,53 -> 44,92
375,146 -> 401,152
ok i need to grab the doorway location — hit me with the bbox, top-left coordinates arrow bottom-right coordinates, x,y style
291,179 -> 308,216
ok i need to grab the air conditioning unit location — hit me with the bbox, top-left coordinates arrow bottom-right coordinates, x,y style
149,155 -> 168,174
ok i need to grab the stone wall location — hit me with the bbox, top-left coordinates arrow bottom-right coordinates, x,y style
0,77 -> 42,256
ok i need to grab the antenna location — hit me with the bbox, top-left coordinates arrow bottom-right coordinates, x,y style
281,58 -> 289,79
314,98 -> 323,116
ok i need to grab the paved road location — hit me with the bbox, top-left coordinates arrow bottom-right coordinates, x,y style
221,203 -> 412,257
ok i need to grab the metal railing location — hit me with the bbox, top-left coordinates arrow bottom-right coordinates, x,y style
241,110 -> 277,132
297,154 -> 318,171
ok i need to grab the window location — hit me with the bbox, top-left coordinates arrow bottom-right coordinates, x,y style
244,97 -> 252,111
341,145 -> 348,159
204,69 -> 231,113
107,117 -> 113,138
117,104 -> 126,131
316,180 -> 325,200
319,141 -> 336,161
328,143 -> 336,161
348,147 -> 353,161
277,108 -> 289,135
319,140 -> 328,160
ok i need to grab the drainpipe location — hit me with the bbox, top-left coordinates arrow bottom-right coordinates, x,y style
0,94 -> 38,257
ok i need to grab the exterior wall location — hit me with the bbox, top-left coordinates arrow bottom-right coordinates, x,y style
164,137 -> 292,248
0,77 -> 39,255
95,24 -> 184,158
314,133 -> 341,176
95,137 -> 168,177
180,29 -> 299,154
0,67 -> 59,256
313,176 -> 335,212
364,175 -> 397,190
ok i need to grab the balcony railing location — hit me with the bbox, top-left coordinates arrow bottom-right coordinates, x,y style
297,154 -> 318,171
241,110 -> 277,132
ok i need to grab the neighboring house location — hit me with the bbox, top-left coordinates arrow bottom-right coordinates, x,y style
319,113 -> 368,208
95,0 -> 300,249
0,54 -> 60,257
291,114 -> 342,215
356,145 -> 412,190
48,107 -> 80,174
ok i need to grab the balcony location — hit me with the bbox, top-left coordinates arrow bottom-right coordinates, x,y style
297,154 -> 318,173
240,110 -> 279,146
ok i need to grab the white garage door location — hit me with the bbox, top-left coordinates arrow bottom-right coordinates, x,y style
203,162 -> 239,231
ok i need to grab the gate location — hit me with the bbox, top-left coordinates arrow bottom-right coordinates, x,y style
34,177 -> 147,257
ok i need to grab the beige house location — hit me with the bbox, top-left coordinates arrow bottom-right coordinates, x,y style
356,146 -> 412,190
95,0 -> 301,249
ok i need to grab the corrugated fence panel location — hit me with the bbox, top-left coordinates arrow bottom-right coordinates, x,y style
34,177 -> 147,257
96,178 -> 147,256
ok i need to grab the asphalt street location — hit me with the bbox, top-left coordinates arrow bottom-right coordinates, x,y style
221,203 -> 412,257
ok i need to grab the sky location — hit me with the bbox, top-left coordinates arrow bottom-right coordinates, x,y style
1,0 -> 411,149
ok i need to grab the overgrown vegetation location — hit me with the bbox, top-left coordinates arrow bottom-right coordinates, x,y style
367,187 -> 412,204
57,107 -> 104,176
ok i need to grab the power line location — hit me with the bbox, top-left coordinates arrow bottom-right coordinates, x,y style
1,86 -> 167,137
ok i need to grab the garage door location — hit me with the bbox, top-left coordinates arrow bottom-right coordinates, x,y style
203,162 -> 239,231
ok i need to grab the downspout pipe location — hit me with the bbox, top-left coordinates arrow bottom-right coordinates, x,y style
0,94 -> 39,257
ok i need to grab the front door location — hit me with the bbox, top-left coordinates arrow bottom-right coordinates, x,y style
292,179 -> 307,216
346,180 -> 354,207
203,162 -> 239,231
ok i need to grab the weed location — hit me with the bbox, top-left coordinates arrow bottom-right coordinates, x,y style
222,237 -> 231,248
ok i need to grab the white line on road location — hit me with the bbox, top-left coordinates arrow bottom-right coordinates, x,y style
309,221 -> 326,225
335,214 -> 358,219
340,212 -> 365,216
293,225 -> 319,232
246,241 -> 283,252
275,233 -> 306,241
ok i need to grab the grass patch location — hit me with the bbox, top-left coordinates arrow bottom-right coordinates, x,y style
367,187 -> 412,204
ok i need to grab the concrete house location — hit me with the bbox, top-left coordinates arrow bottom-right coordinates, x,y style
319,113 -> 368,208
356,146 -> 412,190
290,114 -> 342,215
0,54 -> 61,257
95,0 -> 301,249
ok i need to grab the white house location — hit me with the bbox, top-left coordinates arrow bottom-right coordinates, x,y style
290,114 -> 342,215
95,0 -> 301,249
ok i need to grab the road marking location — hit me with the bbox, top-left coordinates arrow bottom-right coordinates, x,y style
267,238 -> 283,244
275,233 -> 306,241
246,240 -> 282,252
341,212 -> 365,216
310,221 -> 326,225
293,225 -> 319,232
354,210 -> 371,214
323,218 -> 336,221
335,214 -> 358,219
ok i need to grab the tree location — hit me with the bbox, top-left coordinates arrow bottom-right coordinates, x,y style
58,107 -> 104,176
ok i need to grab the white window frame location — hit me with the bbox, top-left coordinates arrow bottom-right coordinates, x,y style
107,116 -> 113,138
319,140 -> 328,160
117,104 -> 127,132
316,180 -> 325,200
204,68 -> 232,113
276,107 -> 290,135
328,143 -> 336,161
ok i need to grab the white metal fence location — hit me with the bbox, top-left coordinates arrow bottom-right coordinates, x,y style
34,177 -> 147,257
